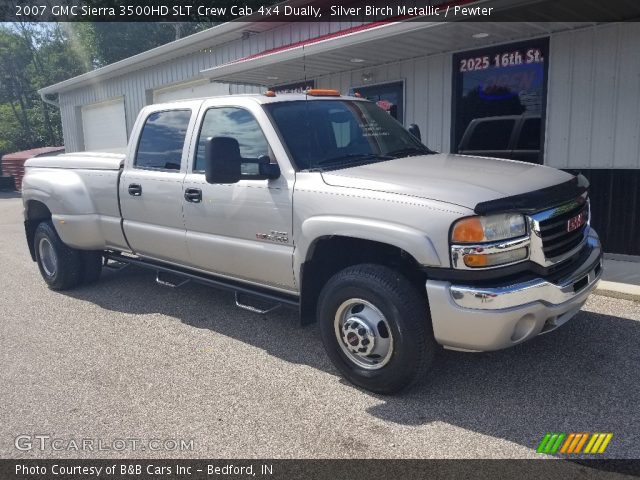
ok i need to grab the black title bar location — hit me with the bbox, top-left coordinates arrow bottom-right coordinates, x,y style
2,0 -> 640,22
2,459 -> 640,480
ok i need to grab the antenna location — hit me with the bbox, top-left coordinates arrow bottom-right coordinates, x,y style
303,43 -> 307,97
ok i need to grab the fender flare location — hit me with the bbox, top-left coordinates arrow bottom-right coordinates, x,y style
294,215 -> 442,281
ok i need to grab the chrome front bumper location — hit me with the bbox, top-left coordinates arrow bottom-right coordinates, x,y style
426,230 -> 602,352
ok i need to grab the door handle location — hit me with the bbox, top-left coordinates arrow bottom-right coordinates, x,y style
184,188 -> 202,203
128,183 -> 142,196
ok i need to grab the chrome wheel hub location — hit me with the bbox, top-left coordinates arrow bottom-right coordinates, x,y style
38,237 -> 57,277
342,317 -> 375,356
334,299 -> 393,370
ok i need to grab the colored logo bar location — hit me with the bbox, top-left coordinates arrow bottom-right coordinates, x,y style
537,433 -> 613,454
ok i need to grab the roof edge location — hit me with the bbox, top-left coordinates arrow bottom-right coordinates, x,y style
38,20 -> 255,95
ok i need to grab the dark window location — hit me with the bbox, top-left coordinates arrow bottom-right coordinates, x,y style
466,119 -> 515,150
517,118 -> 541,150
452,38 -> 549,163
195,107 -> 269,174
135,110 -> 191,170
352,81 -> 404,122
265,100 -> 430,171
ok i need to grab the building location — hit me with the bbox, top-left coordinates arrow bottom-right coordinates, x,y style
39,3 -> 640,256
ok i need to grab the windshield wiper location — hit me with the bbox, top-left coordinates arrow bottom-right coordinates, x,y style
386,146 -> 433,158
317,153 -> 393,165
307,153 -> 393,171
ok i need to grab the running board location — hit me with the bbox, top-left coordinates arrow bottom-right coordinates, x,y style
104,252 -> 299,312
235,292 -> 281,315
156,271 -> 190,288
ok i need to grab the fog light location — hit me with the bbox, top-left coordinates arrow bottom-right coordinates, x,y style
463,247 -> 528,268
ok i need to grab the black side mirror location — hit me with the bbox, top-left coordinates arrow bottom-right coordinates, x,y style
204,136 -> 241,184
259,163 -> 281,179
408,124 -> 421,141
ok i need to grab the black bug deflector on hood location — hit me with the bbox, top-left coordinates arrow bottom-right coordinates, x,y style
474,174 -> 590,215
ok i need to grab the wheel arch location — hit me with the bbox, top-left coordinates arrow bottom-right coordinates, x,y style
24,200 -> 52,261
298,233 -> 434,325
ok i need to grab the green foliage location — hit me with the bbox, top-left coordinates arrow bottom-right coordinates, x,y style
0,22 -> 212,156
0,23 -> 87,155
72,23 -> 209,67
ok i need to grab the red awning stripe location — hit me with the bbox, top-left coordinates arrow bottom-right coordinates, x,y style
218,0 -> 481,69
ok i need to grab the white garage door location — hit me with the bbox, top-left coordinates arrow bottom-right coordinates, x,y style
81,98 -> 128,152
153,81 -> 230,103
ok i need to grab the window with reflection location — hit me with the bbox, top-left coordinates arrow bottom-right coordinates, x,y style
194,108 -> 269,174
135,110 -> 191,170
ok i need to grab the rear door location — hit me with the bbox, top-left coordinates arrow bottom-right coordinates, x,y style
181,98 -> 295,291
119,103 -> 200,264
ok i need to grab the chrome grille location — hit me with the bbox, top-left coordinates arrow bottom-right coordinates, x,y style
533,198 -> 589,261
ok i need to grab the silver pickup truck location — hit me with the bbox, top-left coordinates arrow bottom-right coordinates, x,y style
22,90 -> 602,393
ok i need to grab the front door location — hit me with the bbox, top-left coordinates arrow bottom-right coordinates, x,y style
181,104 -> 295,291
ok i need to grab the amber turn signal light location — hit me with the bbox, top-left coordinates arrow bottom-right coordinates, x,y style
451,217 -> 485,243
305,89 -> 341,96
463,254 -> 489,267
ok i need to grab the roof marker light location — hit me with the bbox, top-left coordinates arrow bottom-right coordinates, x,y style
305,89 -> 340,97
264,90 -> 277,97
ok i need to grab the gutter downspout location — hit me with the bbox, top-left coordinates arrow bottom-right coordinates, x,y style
39,91 -> 59,108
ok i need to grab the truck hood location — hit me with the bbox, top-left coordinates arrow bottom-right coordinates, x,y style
320,153 -> 574,210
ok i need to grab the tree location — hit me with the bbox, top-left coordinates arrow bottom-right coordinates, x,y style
0,22 -> 213,154
0,24 -> 87,153
67,22 -> 210,67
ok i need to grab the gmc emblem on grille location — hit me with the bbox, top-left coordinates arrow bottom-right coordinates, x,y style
567,211 -> 587,232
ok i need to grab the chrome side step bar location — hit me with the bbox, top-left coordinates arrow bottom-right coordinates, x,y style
156,271 -> 190,288
104,251 -> 298,315
235,292 -> 281,315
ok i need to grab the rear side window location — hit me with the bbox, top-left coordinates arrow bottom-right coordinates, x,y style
465,119 -> 515,150
517,118 -> 541,150
135,110 -> 191,170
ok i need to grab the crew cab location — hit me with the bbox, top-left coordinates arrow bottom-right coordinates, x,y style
22,90 -> 602,394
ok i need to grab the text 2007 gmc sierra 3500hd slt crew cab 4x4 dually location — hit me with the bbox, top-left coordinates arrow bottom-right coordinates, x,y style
22,90 -> 602,394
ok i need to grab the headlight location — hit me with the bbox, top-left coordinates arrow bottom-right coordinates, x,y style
451,213 -> 526,243
451,213 -> 529,269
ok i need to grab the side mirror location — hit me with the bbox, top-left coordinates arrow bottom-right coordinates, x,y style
252,155 -> 280,180
204,136 -> 241,184
408,124 -> 421,141
259,163 -> 281,179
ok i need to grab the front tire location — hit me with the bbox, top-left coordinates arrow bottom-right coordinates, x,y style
317,264 -> 436,394
33,221 -> 83,290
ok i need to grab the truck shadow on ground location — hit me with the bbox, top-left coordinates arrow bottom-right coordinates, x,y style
66,265 -> 640,458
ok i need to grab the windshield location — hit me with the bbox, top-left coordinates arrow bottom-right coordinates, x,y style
264,100 -> 433,171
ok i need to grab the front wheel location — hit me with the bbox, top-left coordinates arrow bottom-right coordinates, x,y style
317,264 -> 436,394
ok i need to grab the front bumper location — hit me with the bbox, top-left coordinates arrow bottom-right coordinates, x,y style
426,230 -> 602,352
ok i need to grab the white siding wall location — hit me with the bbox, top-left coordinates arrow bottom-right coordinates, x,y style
545,23 -> 640,169
59,20 -> 640,173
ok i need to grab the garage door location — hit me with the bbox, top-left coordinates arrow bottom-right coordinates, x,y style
153,81 -> 230,103
81,98 -> 128,152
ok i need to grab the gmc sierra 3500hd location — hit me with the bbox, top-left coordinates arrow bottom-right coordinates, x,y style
22,90 -> 602,394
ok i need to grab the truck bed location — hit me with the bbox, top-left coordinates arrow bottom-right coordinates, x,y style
23,152 -> 129,252
25,151 -> 125,170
